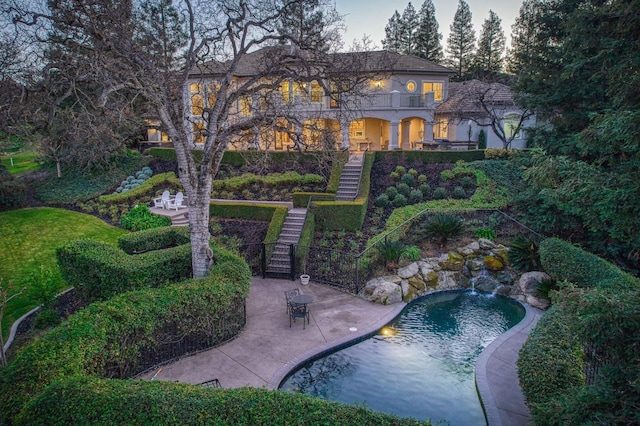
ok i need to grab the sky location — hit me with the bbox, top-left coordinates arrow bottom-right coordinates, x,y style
333,0 -> 523,50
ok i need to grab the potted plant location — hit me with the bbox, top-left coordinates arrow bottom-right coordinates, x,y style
300,274 -> 310,285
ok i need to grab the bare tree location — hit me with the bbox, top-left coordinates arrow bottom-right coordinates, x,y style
9,0 -> 384,277
0,279 -> 24,368
438,80 -> 533,149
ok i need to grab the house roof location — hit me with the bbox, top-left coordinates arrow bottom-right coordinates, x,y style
437,80 -> 516,115
189,45 -> 455,79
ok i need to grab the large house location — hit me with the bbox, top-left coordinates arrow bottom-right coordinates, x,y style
145,48 -> 532,151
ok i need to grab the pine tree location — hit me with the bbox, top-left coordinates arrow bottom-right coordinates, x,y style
507,0 -> 544,74
414,0 -> 443,62
382,10 -> 403,53
399,2 -> 419,55
446,0 -> 475,78
473,10 -> 506,73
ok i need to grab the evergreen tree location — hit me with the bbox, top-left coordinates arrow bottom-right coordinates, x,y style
446,0 -> 475,78
473,10 -> 505,73
399,2 -> 418,55
382,10 -> 403,53
414,0 -> 443,62
507,0 -> 544,75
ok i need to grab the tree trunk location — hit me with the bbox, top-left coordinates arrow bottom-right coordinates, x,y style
188,175 -> 214,278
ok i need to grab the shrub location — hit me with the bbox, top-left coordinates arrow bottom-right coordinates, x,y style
452,186 -> 467,199
374,194 -> 390,208
400,173 -> 415,187
460,175 -> 474,188
404,245 -> 421,261
33,307 -> 61,330
474,227 -> 496,240
539,238 -> 638,289
408,189 -> 423,204
117,226 -> 190,254
478,129 -> 487,149
389,171 -> 400,181
419,183 -> 431,196
120,205 -> 172,231
509,235 -> 541,272
396,182 -> 411,197
408,168 -> 418,177
433,187 -> 447,199
377,239 -> 406,266
420,214 -> 463,247
384,186 -> 398,199
417,174 -> 427,184
394,165 -> 406,176
392,193 -> 407,207
440,169 -> 455,180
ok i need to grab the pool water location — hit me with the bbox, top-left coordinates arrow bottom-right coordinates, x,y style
279,291 -> 525,425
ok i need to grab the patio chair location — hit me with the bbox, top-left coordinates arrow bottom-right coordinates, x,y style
166,191 -> 186,210
284,288 -> 300,314
153,190 -> 171,208
289,303 -> 309,329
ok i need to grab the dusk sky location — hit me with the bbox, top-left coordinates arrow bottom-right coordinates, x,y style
333,0 -> 524,49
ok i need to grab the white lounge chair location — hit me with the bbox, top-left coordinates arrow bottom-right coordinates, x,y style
153,190 -> 171,208
166,191 -> 186,210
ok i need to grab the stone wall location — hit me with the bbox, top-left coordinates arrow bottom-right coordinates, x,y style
361,238 -> 550,310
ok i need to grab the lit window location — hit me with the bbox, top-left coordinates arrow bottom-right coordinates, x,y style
504,114 -> 523,139
310,81 -> 323,103
239,96 -> 252,116
349,120 -> 365,138
193,121 -> 205,143
406,81 -> 416,92
434,119 -> 448,139
281,81 -> 291,103
293,81 -> 308,101
422,81 -> 443,101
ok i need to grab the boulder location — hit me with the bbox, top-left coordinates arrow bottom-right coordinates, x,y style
363,277 -> 403,305
397,262 -> 420,279
511,271 -> 552,310
483,255 -> 504,271
458,241 -> 480,257
439,252 -> 465,271
478,238 -> 497,250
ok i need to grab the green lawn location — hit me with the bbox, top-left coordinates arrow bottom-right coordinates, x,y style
0,207 -> 127,340
1,152 -> 40,175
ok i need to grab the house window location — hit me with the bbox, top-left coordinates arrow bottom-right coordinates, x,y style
190,82 -> 219,116
349,120 -> 365,138
293,81 -> 308,101
422,81 -> 443,101
281,81 -> 291,103
310,81 -> 323,103
406,80 -> 417,92
433,119 -> 448,139
239,95 -> 252,116
193,121 -> 205,144
504,114 -> 523,139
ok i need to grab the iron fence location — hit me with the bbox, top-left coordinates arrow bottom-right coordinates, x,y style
113,298 -> 246,379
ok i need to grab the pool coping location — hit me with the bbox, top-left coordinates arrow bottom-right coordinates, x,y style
475,302 -> 544,426
267,301 -> 407,390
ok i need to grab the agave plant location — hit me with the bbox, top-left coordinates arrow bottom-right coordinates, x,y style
421,214 -> 464,248
508,235 -> 541,271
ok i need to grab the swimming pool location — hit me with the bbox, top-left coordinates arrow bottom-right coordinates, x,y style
279,291 -> 525,425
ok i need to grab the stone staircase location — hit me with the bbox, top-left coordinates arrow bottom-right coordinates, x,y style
335,154 -> 364,201
266,208 -> 307,276
149,206 -> 189,226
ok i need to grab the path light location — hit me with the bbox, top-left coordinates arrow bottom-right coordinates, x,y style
380,326 -> 397,336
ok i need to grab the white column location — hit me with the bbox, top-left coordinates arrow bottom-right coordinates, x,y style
340,121 -> 350,150
389,120 -> 400,150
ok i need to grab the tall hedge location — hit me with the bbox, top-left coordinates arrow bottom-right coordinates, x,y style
16,377 -> 429,426
539,238 -> 638,289
56,240 -> 192,302
0,243 -> 250,425
117,226 -> 190,254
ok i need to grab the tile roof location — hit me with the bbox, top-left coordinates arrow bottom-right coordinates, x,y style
437,79 -> 515,114
189,45 -> 455,78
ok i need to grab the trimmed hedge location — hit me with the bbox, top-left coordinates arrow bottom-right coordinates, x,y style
264,206 -> 288,244
539,238 -> 638,290
56,240 -> 192,302
0,243 -> 251,425
17,377 -> 429,426
517,305 -> 585,410
292,191 -> 335,208
209,202 -> 282,222
312,152 -> 374,231
374,149 -> 485,164
118,226 -> 190,254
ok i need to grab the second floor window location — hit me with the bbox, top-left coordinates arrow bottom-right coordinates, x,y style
422,82 -> 443,102
190,83 -> 219,116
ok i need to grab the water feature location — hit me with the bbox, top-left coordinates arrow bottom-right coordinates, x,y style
280,291 -> 525,425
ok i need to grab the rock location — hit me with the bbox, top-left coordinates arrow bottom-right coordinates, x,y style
458,241 -> 480,257
492,247 -> 510,265
478,238 -> 497,250
437,271 -> 460,290
496,269 -> 517,285
483,255 -> 504,271
439,252 -> 465,271
467,259 -> 485,272
371,281 -> 402,305
473,274 -> 502,293
511,271 -> 552,310
397,262 -> 420,279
